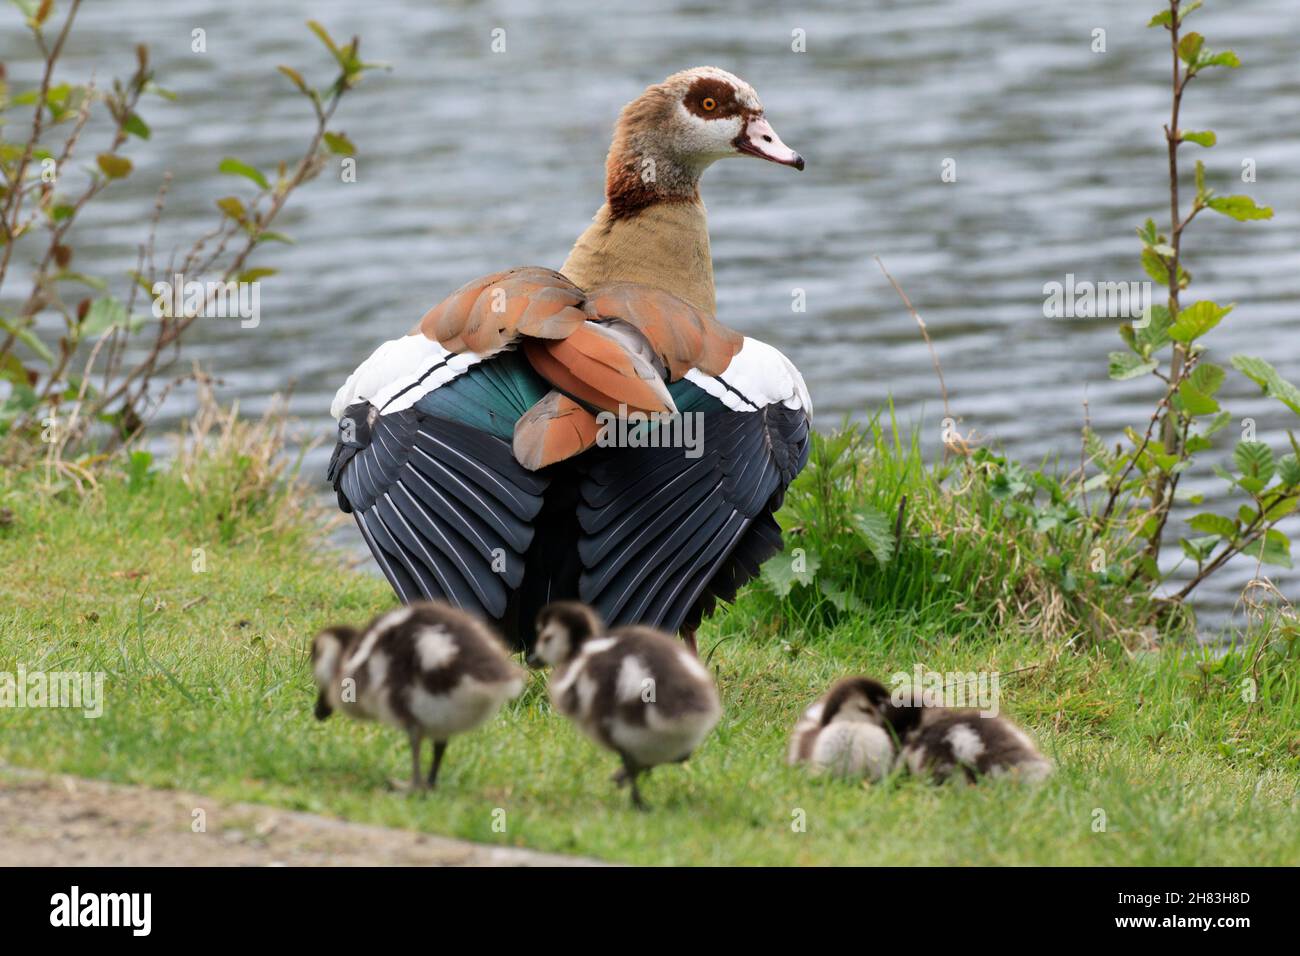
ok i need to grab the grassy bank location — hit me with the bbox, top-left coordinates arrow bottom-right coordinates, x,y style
0,416 -> 1296,865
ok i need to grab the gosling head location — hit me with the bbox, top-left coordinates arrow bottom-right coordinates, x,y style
606,66 -> 803,217
820,676 -> 891,727
528,601 -> 604,668
309,625 -> 358,720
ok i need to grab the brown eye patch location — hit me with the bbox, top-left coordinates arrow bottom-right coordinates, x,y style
683,77 -> 742,119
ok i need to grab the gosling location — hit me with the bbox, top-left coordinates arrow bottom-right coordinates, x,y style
884,695 -> 1054,784
787,676 -> 896,782
528,601 -> 721,810
311,601 -> 524,791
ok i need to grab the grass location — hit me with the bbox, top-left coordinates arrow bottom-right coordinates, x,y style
0,410 -> 1297,865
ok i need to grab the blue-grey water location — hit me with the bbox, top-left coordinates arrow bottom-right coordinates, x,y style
3,0 -> 1297,628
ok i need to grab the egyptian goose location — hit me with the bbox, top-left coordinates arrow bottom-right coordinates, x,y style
527,600 -> 721,810
310,601 -> 524,790
328,67 -> 812,651
886,702 -> 1054,784
787,677 -> 897,782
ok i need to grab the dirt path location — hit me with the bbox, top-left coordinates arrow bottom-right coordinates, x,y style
0,766 -> 602,866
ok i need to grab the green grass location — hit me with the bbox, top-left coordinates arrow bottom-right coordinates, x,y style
0,435 -> 1297,866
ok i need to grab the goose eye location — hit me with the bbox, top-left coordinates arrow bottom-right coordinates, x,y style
702,97 -> 716,111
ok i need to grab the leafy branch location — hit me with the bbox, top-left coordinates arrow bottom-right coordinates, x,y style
0,8 -> 380,463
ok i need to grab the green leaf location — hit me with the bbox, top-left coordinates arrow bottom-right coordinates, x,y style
215,196 -> 247,222
1177,32 -> 1204,64
1189,362 -> 1225,396
1148,10 -> 1172,28
850,504 -> 896,565
236,267 -> 277,283
1127,304 -> 1171,355
1181,535 -> 1218,562
1231,355 -> 1300,415
1140,247 -> 1188,288
1188,512 -> 1237,540
126,450 -> 155,494
81,297 -> 129,337
1234,441 -> 1275,485
96,153 -> 133,179
306,19 -> 344,62
1256,529 -> 1292,568
277,65 -> 312,97
1196,50 -> 1241,69
1169,300 -> 1232,343
1109,351 -> 1158,381
1206,195 -> 1273,221
820,581 -> 865,614
218,157 -> 270,190
1195,159 -> 1207,199
1176,380 -> 1219,416
0,316 -> 54,364
53,271 -> 107,290
143,80 -> 178,101
1279,453 -> 1300,489
123,113 -> 150,139
322,131 -> 356,156
761,547 -> 820,597
1181,129 -> 1215,147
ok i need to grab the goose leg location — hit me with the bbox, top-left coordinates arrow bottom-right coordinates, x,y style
428,740 -> 448,788
408,729 -> 426,792
619,753 -> 647,811
680,625 -> 698,656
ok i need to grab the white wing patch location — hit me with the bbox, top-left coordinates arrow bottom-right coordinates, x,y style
330,333 -> 491,420
684,336 -> 812,417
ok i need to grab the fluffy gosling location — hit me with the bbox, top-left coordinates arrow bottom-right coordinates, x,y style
787,676 -> 896,782
887,703 -> 1054,784
311,601 -> 524,791
528,601 -> 721,810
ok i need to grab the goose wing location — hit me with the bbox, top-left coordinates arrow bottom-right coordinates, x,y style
575,337 -> 812,633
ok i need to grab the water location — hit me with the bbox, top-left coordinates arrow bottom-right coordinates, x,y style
4,0 -> 1297,626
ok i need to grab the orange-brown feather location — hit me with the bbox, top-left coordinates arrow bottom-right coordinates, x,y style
583,283 -> 742,378
418,268 -> 584,354
524,327 -> 672,415
512,390 -> 602,470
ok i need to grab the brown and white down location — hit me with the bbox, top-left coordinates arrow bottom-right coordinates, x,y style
787,677 -> 896,782
528,601 -> 721,809
788,676 -> 1053,784
888,704 -> 1053,784
311,601 -> 524,790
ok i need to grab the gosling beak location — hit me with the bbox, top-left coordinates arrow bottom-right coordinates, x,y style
314,691 -> 332,721
525,651 -> 542,668
735,115 -> 804,170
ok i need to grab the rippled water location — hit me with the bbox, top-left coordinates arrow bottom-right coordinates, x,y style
4,0 -> 1297,624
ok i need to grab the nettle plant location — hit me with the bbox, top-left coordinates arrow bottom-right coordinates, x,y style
0,2 -> 377,469
1088,0 -> 1297,602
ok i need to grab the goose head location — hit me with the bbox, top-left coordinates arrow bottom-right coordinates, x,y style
528,601 -> 604,667
820,676 -> 891,727
605,66 -> 803,217
310,625 -> 357,719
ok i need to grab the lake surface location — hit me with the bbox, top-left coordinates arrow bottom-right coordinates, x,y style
4,0 -> 1297,626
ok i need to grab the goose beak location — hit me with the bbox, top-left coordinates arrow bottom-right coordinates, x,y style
735,115 -> 804,170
